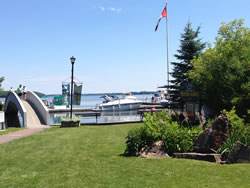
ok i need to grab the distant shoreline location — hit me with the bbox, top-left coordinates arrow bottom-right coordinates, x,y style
47,91 -> 155,97
0,91 -> 45,97
0,91 -> 156,98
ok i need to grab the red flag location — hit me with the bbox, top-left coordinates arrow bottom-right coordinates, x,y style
161,7 -> 167,17
155,6 -> 167,32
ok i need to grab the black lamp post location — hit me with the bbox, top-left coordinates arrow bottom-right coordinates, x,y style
70,56 -> 76,119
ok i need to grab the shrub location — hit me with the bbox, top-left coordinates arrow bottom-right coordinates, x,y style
143,110 -> 173,140
217,107 -> 250,158
124,110 -> 202,156
124,126 -> 154,156
162,123 -> 202,155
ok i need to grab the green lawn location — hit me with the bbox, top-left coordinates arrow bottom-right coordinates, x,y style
0,123 -> 249,188
0,127 -> 25,135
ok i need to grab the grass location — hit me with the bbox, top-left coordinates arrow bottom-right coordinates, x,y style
0,127 -> 25,135
0,123 -> 249,188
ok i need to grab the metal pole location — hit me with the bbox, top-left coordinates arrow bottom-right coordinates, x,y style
166,2 -> 169,89
70,62 -> 74,119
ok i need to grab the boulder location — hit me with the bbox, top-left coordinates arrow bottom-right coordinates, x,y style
173,152 -> 222,164
139,140 -> 169,159
193,114 -> 230,153
226,141 -> 250,164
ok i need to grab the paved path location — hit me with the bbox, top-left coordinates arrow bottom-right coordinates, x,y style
22,100 -> 44,128
0,127 -> 50,144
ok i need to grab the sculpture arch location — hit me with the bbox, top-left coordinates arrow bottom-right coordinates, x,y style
4,91 -> 49,128
4,92 -> 27,127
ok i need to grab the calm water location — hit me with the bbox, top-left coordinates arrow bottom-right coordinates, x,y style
49,110 -> 142,125
46,93 -> 152,108
1,93 -> 153,125
49,93 -> 152,125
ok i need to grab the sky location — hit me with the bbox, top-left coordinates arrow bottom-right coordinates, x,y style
0,0 -> 249,94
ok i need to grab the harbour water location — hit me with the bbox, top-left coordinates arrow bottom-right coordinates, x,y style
1,93 -> 154,125
46,93 -> 152,108
49,93 -> 152,125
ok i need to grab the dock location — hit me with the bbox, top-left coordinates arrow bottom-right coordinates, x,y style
48,103 -> 166,126
49,108 -> 99,113
139,102 -> 164,111
49,102 -> 164,113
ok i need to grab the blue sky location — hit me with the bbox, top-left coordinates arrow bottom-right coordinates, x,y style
1,0 -> 249,94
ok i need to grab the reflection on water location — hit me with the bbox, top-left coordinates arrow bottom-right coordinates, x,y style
49,110 -> 142,125
98,111 -> 141,123
50,113 -> 68,125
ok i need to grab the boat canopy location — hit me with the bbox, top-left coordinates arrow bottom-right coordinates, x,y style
53,95 -> 64,105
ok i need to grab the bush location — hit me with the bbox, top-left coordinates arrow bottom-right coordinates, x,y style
162,124 -> 202,155
217,107 -> 250,158
124,126 -> 154,156
124,110 -> 202,156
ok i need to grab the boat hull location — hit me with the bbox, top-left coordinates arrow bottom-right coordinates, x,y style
53,105 -> 69,110
99,103 -> 142,111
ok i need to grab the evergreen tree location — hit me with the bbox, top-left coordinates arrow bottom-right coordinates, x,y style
0,77 -> 4,95
0,77 -> 4,110
169,21 -> 206,110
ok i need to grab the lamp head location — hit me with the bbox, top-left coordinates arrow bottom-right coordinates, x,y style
70,56 -> 76,65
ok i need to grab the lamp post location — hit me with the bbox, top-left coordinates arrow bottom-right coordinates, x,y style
70,56 -> 76,119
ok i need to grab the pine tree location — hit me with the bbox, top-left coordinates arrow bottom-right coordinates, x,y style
169,21 -> 206,110
0,77 -> 4,95
0,77 -> 4,110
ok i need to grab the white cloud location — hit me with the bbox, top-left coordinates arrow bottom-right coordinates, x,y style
98,7 -> 105,11
109,7 -> 122,13
98,7 -> 122,13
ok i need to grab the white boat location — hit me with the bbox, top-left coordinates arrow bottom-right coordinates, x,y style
40,96 -> 53,108
152,90 -> 169,107
98,94 -> 142,111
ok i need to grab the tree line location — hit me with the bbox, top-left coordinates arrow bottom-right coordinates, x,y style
168,19 -> 249,121
0,78 -> 45,98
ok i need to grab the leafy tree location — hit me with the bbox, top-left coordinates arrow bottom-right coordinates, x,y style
169,21 -> 206,110
189,19 -> 250,119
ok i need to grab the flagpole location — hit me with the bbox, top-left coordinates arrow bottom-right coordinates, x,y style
166,2 -> 169,91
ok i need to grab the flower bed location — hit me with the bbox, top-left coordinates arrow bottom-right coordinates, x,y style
60,116 -> 81,128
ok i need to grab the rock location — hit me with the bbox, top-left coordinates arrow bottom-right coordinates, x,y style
173,152 -> 222,164
193,114 -> 230,153
139,140 -> 169,159
226,141 -> 250,164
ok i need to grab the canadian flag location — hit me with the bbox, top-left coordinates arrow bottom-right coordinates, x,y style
155,6 -> 167,32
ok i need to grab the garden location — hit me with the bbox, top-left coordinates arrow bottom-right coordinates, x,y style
124,108 -> 250,163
